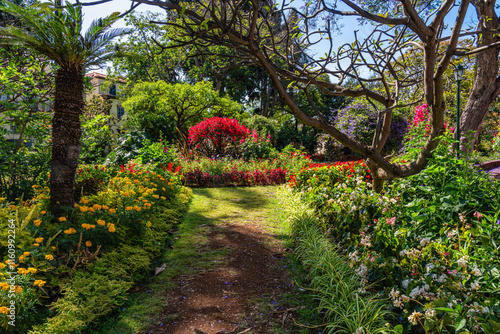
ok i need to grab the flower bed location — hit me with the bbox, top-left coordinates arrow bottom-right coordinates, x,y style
291,151 -> 500,333
178,150 -> 312,188
0,163 -> 191,333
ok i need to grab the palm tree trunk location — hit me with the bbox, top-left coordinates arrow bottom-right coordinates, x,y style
50,67 -> 83,216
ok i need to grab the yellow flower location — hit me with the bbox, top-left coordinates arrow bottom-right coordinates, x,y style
93,204 -> 102,210
51,246 -> 56,250
152,195 -> 159,199
9,205 -> 16,210
161,196 -> 166,200
63,228 -> 76,234
162,187 -> 166,191
0,283 -> 9,290
134,206 -> 141,212
125,206 -> 133,211
14,286 -> 22,293
130,190 -> 136,195
85,241 -> 92,247
102,205 -> 109,210
27,268 -> 37,274
33,243 -> 39,247
45,254 -> 54,261
41,211 -> 46,215
89,207 -> 95,213
33,280 -> 46,287
81,198 -> 88,204
23,252 -> 30,257
79,206 -> 88,212
34,219 -> 42,226
97,219 -> 106,226
122,192 -> 130,197
58,217 -> 67,222
18,255 -> 25,262
17,268 -> 28,275
0,306 -> 9,314
146,221 -> 152,227
108,224 -> 116,233
108,208 -> 116,214
35,237 -> 44,243
32,185 -> 39,189
0,263 -> 5,269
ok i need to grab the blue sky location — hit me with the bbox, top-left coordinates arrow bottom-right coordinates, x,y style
75,0 -> 477,75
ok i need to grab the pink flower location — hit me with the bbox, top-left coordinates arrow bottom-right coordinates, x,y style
387,217 -> 396,225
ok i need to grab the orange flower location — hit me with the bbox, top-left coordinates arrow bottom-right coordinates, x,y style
14,286 -> 23,293
85,241 -> 92,247
108,223 -> 116,233
35,237 -> 44,243
108,208 -> 116,214
41,211 -> 46,215
45,254 -> 54,261
34,219 -> 42,227
58,217 -> 67,222
97,219 -> 106,226
102,205 -> 109,210
23,252 -> 30,257
33,280 -> 46,287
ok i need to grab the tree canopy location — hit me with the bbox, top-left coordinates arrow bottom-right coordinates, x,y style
123,80 -> 242,141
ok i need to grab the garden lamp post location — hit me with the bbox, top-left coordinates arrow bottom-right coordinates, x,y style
453,64 -> 465,158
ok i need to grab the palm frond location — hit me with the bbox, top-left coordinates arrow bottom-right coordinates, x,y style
0,0 -> 127,70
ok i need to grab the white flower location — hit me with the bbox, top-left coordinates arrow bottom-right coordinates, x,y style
420,237 -> 431,247
393,298 -> 404,308
471,266 -> 482,276
401,279 -> 410,289
389,288 -> 400,300
408,311 -> 422,325
425,309 -> 436,318
349,251 -> 359,262
457,255 -> 469,268
470,282 -> 480,290
355,264 -> 368,278
360,235 -> 371,247
426,263 -> 435,273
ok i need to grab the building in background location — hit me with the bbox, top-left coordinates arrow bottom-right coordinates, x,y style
85,72 -> 126,127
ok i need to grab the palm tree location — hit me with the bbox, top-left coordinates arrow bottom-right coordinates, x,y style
0,1 -> 128,216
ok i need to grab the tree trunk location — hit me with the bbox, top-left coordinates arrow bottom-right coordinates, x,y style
50,67 -> 84,217
460,0 -> 500,152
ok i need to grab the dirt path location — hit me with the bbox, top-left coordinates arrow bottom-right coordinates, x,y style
143,187 -> 300,334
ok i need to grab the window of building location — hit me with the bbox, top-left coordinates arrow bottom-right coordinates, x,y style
117,106 -> 125,120
109,84 -> 116,96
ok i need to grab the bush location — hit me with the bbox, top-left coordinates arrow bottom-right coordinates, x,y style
318,103 -> 408,161
289,136 -> 500,333
277,187 -> 394,334
0,162 -> 191,333
240,129 -> 276,160
188,117 -> 250,158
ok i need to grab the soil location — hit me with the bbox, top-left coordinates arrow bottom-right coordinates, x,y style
143,223 -> 298,334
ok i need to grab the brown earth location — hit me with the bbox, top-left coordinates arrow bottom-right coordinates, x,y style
142,223 -> 301,334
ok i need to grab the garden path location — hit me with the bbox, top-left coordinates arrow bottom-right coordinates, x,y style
142,187 -> 304,334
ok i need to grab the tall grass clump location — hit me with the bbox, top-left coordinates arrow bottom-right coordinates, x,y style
277,187 -> 396,334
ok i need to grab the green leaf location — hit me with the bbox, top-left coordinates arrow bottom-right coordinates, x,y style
394,325 -> 403,333
455,317 -> 466,332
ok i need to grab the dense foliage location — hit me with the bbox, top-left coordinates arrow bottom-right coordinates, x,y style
0,164 -> 190,333
188,117 -> 250,157
290,138 -> 500,333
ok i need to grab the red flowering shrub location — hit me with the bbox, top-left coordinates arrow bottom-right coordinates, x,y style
188,117 -> 250,157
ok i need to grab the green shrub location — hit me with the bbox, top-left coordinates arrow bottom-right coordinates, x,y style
278,187 -> 394,334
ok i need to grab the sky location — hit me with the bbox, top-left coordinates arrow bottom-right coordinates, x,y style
73,0 -> 478,76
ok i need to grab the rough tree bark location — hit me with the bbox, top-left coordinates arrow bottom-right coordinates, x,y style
460,0 -> 500,152
50,67 -> 84,216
